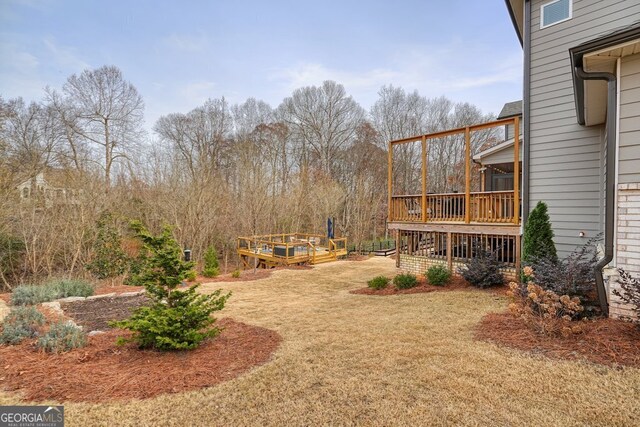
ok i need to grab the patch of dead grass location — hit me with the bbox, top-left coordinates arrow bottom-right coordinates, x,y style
1,257 -> 639,426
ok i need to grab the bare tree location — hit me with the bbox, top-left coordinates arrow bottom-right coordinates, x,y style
48,65 -> 144,190
155,97 -> 232,181
280,81 -> 365,176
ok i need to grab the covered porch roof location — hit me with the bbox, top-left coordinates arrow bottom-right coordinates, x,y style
570,22 -> 640,126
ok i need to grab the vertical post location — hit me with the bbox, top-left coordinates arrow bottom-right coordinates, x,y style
513,116 -> 521,225
465,127 -> 471,223
388,141 -> 393,221
395,230 -> 400,268
515,233 -> 522,278
446,232 -> 453,271
421,135 -> 427,222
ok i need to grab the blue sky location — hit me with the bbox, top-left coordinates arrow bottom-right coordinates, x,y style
0,0 -> 523,130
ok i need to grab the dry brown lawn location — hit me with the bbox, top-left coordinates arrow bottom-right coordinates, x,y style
1,257 -> 639,426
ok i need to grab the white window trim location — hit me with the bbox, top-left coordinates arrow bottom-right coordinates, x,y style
540,0 -> 572,29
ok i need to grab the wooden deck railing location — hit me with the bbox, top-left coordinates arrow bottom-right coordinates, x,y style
388,117 -> 521,226
389,190 -> 519,224
389,195 -> 423,222
427,193 -> 466,222
470,191 -> 515,223
237,233 -> 348,266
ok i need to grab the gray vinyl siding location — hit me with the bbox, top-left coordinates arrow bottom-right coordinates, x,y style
528,0 -> 640,255
505,121 -> 523,140
482,149 -> 520,165
620,53 -> 640,184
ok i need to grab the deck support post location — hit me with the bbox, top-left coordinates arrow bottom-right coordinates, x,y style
464,127 -> 471,224
421,135 -> 427,222
395,230 -> 400,268
513,116 -> 520,225
446,232 -> 453,271
515,233 -> 522,278
388,141 -> 393,221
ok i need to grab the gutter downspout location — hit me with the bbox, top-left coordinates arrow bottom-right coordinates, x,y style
522,0 -> 531,228
574,66 -> 616,317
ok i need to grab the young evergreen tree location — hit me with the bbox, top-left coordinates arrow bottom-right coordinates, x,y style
523,201 -> 558,263
113,221 -> 230,350
86,212 -> 128,280
202,246 -> 220,277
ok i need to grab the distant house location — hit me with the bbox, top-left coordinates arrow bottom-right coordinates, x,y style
505,0 -> 640,317
17,170 -> 78,207
473,102 -> 523,193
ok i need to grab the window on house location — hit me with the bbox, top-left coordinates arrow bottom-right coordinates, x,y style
540,0 -> 572,29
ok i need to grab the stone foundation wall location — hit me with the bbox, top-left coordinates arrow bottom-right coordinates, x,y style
398,254 -> 516,280
609,183 -> 640,319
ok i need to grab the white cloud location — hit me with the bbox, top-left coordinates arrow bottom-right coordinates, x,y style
179,80 -> 216,106
43,37 -> 90,71
163,32 -> 209,53
269,43 -> 522,111
0,39 -> 46,100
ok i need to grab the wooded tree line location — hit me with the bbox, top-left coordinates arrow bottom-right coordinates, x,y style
0,65 -> 495,288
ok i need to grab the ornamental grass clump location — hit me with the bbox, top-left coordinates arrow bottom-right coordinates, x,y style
367,276 -> 390,290
112,221 -> 230,351
394,273 -> 418,290
425,265 -> 451,286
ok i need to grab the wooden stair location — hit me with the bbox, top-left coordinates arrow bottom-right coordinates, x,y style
312,253 -> 336,264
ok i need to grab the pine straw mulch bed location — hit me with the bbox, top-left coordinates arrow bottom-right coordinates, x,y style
350,275 -> 508,296
196,264 -> 312,284
475,312 -> 640,368
0,318 -> 281,403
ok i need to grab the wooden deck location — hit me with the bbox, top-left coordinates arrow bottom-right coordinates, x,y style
237,233 -> 347,269
388,117 -> 522,274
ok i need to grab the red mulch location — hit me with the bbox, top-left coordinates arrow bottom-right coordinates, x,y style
475,312 -> 640,368
351,275 -> 508,296
0,318 -> 281,403
196,265 -> 312,283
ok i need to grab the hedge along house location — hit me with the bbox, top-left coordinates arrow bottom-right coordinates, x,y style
505,0 -> 640,317
387,110 -> 523,280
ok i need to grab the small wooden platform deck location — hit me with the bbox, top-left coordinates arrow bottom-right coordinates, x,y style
237,233 -> 347,269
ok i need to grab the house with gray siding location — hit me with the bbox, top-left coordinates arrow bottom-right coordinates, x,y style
505,0 -> 640,317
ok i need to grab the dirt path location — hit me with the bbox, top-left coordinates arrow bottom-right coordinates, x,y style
1,257 -> 639,426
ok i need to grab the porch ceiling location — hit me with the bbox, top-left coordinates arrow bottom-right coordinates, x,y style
581,39 -> 640,125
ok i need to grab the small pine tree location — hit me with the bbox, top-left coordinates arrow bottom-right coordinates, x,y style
86,212 -> 128,280
523,201 -> 558,264
202,246 -> 220,278
113,221 -> 230,350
